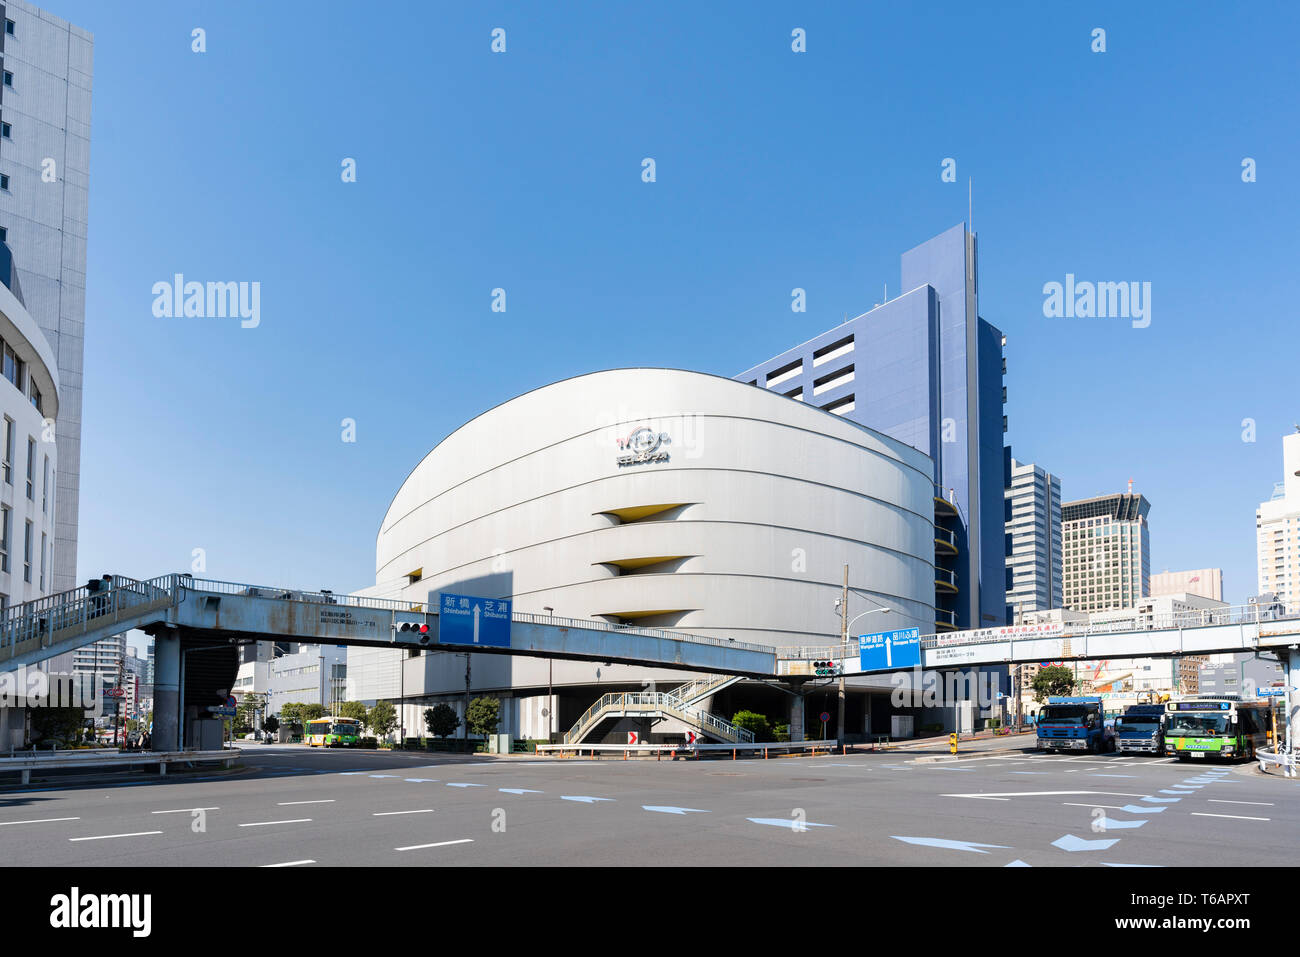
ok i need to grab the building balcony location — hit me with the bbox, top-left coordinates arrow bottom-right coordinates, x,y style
934,526 -> 958,555
935,566 -> 958,593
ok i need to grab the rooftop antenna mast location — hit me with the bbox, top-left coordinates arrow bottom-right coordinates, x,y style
1127,477 -> 1134,494
968,177 -> 973,234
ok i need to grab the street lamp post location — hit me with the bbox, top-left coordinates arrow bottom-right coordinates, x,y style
834,565 -> 893,742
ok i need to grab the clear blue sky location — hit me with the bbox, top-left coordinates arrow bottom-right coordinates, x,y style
49,0 -> 1298,611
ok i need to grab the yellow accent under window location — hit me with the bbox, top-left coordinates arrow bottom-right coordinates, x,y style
599,555 -> 689,571
599,503 -> 687,523
600,609 -> 689,621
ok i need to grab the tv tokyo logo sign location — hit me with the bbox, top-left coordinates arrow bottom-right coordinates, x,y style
616,426 -> 670,467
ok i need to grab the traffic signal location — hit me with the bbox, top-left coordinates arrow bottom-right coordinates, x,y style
813,660 -> 840,676
395,621 -> 432,644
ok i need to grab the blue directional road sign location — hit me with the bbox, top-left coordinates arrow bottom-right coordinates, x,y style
438,593 -> 512,648
858,627 -> 921,672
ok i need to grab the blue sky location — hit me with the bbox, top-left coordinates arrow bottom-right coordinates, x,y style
48,0 -> 1298,616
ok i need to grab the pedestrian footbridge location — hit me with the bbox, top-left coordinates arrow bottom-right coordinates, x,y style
4,574 -> 1298,752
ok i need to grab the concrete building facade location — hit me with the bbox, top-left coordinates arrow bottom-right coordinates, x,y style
1004,459 -> 1061,618
1149,568 -> 1223,602
735,223 -> 1010,633
1256,432 -> 1300,609
0,0 -> 91,597
1062,492 -> 1151,613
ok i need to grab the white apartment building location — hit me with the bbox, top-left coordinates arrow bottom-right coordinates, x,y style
1062,492 -> 1151,613
1256,432 -> 1300,609
1004,459 -> 1062,617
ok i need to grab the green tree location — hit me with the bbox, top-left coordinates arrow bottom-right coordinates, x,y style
302,702 -> 326,721
465,696 -> 500,741
337,700 -> 368,724
279,702 -> 307,731
730,709 -> 772,741
1032,665 -> 1076,703
263,715 -> 279,734
29,707 -> 86,747
368,700 -> 398,738
425,703 -> 460,740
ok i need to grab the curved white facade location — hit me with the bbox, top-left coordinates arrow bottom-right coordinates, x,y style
0,278 -> 59,610
376,368 -> 936,646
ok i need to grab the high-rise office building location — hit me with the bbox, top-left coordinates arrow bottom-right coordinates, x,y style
1256,431 -> 1300,608
0,1 -> 92,597
1149,568 -> 1223,602
1062,492 -> 1151,612
1004,459 -> 1061,617
736,223 -> 1010,631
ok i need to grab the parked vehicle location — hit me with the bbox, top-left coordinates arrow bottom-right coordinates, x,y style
1036,696 -> 1114,753
1114,703 -> 1166,754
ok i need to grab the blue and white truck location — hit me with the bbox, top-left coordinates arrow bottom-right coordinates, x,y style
1113,703 -> 1166,754
1036,696 -> 1115,753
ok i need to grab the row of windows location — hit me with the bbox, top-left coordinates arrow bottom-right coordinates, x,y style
0,337 -> 45,415
1,418 -> 51,511
0,508 -> 48,589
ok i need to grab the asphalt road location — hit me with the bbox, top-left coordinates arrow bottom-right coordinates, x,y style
1,744 -> 1295,866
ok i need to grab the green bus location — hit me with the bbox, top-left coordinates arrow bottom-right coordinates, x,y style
304,717 -> 362,748
1164,697 -> 1271,762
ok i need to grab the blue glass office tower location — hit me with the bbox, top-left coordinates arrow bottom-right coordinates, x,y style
736,224 -> 1009,632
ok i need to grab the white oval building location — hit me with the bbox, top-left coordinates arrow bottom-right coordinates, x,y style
351,369 -> 938,742
0,255 -> 58,612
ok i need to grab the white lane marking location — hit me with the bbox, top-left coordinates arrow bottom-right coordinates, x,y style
261,860 -> 316,867
1190,812 -> 1269,822
151,807 -> 219,815
445,783 -> 485,788
239,818 -> 313,827
1087,774 -> 1136,778
1062,803 -> 1128,810
395,838 -> 474,852
69,831 -> 163,842
561,796 -> 614,803
369,775 -> 400,779
278,800 -> 335,806
943,790 -> 1148,799
404,778 -> 437,783
1208,800 -> 1273,807
373,809 -> 436,816
0,816 -> 80,826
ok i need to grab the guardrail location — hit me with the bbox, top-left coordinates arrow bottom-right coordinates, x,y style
0,748 -> 240,785
1257,746 -> 1297,778
536,740 -> 840,759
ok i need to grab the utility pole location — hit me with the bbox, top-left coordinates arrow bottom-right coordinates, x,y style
838,564 -> 848,742
462,654 -> 471,751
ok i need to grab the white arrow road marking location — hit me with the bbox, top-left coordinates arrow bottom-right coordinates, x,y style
1119,805 -> 1167,814
404,778 -> 437,783
561,796 -> 614,803
1005,859 -> 1031,867
1141,796 -> 1181,803
747,818 -> 833,829
891,836 -> 1010,853
1052,834 -> 1120,852
395,838 -> 473,852
445,783 -> 485,788
1160,789 -> 1191,795
642,806 -> 710,815
499,788 -> 543,794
